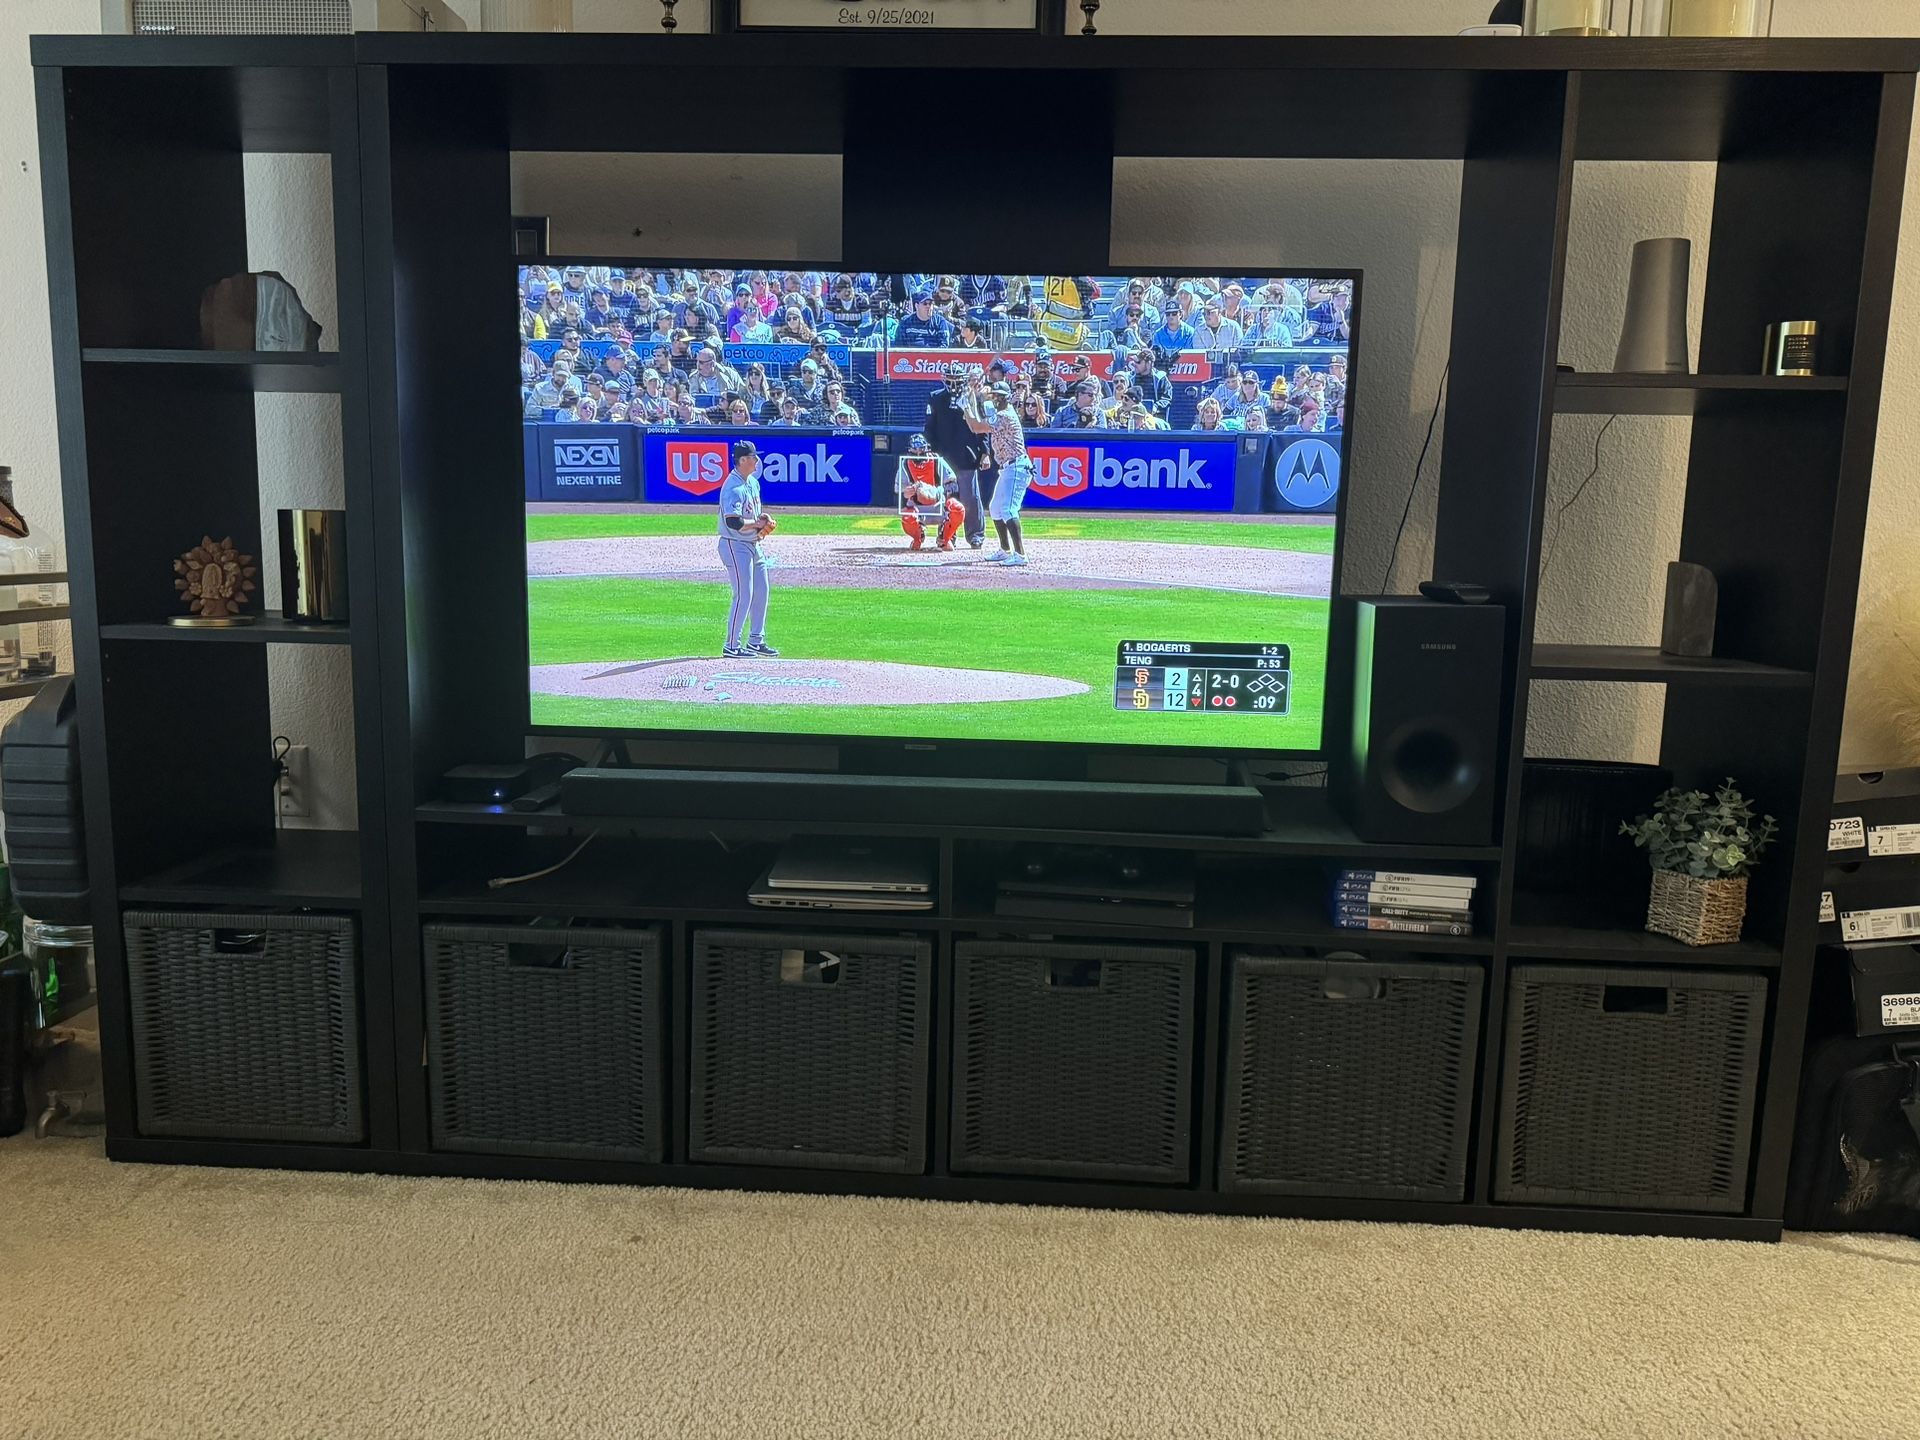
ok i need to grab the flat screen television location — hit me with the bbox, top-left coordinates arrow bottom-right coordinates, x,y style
518,265 -> 1357,758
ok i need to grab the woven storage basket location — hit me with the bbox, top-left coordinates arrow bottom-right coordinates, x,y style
424,923 -> 664,1163
1647,870 -> 1748,946
124,910 -> 362,1143
1220,953 -> 1484,1200
690,929 -> 932,1173
951,940 -> 1195,1183
1495,964 -> 1768,1212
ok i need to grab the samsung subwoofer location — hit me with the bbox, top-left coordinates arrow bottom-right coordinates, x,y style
1339,597 -> 1505,847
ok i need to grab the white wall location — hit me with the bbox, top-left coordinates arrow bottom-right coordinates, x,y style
3,0 -> 1916,833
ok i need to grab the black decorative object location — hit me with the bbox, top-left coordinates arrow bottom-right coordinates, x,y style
1660,560 -> 1718,656
660,0 -> 677,31
1489,0 -> 1525,20
1079,0 -> 1099,36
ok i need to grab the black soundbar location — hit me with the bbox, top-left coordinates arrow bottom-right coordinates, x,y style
560,768 -> 1268,837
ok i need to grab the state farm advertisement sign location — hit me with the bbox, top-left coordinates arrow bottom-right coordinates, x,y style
883,350 -> 1216,385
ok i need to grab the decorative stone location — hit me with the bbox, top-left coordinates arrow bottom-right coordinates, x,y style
1661,561 -> 1718,657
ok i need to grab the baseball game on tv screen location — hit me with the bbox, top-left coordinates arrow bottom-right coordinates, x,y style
518,266 -> 1355,754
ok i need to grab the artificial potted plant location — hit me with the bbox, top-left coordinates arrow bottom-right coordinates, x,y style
1622,779 -> 1778,946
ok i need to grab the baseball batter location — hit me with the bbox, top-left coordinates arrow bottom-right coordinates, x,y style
716,439 -> 779,658
963,377 -> 1034,566
894,433 -> 963,551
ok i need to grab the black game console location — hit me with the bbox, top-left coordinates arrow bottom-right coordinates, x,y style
994,847 -> 1197,928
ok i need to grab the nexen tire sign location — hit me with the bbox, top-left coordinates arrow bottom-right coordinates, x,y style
642,432 -> 872,505
537,424 -> 638,501
1025,437 -> 1237,512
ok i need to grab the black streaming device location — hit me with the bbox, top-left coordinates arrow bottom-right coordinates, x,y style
1419,580 -> 1491,606
442,753 -> 576,805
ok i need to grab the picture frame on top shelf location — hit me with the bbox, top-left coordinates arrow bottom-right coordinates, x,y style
720,0 -> 1059,33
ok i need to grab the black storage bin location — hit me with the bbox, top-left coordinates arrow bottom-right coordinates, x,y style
690,928 -> 932,1174
124,910 -> 362,1144
1220,952 -> 1483,1200
1516,760 -> 1670,929
1496,964 -> 1767,1213
951,939 -> 1195,1183
425,922 -> 665,1163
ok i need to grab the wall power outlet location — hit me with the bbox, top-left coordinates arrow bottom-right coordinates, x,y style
277,744 -> 311,819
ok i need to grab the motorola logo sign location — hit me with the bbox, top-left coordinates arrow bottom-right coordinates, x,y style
1274,437 -> 1341,511
552,439 -> 624,490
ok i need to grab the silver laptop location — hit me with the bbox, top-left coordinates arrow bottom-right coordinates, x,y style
766,839 -> 932,895
749,865 -> 934,912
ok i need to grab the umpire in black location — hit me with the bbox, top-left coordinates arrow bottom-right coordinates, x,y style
924,364 -> 992,549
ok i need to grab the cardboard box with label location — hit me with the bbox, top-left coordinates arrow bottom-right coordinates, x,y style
1846,941 -> 1920,1035
1821,769 -> 1920,942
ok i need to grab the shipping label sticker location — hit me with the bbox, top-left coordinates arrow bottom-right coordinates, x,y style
1819,891 -> 1837,924
1867,823 -> 1920,857
1830,816 -> 1867,851
1840,906 -> 1920,943
1881,992 -> 1920,1029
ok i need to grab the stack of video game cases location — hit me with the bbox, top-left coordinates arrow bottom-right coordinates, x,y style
1329,868 -> 1476,936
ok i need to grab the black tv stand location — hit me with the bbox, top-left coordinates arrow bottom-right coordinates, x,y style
36,30 -> 1912,1242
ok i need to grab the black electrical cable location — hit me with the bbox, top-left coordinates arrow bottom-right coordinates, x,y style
1383,363 -> 1448,592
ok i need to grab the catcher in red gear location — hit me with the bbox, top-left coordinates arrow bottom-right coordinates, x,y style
895,432 -> 964,550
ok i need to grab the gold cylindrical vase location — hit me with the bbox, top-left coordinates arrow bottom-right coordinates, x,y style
278,508 -> 349,624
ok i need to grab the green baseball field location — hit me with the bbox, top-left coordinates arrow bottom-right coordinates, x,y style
526,509 -> 1335,750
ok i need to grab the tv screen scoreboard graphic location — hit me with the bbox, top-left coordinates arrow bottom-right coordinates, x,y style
1113,642 -> 1291,715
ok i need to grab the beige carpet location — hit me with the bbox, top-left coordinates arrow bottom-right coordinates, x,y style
2,1136 -> 1917,1440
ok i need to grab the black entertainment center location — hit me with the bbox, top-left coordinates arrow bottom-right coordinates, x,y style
31,30 -> 1916,1241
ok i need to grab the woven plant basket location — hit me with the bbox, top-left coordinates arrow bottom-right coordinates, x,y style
1647,870 -> 1748,946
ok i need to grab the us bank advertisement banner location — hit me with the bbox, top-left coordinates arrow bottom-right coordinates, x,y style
641,430 -> 873,506
1022,435 -> 1240,512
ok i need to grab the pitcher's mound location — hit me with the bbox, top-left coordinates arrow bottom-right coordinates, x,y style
531,657 -> 1090,707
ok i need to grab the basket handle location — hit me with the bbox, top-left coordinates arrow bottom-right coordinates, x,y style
506,941 -> 576,970
1601,983 -> 1671,1017
779,949 -> 842,986
1044,955 -> 1104,990
1321,974 -> 1386,1002
210,929 -> 268,958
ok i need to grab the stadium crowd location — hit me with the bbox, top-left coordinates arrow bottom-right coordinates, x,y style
518,266 -> 1351,433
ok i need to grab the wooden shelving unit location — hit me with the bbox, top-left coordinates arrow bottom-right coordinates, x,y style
1529,644 -> 1814,686
80,348 -> 343,393
32,31 -> 1918,1243
1553,371 -> 1849,416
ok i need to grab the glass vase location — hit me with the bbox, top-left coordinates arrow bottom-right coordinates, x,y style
1525,0 -> 1621,35
1634,0 -> 1773,37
